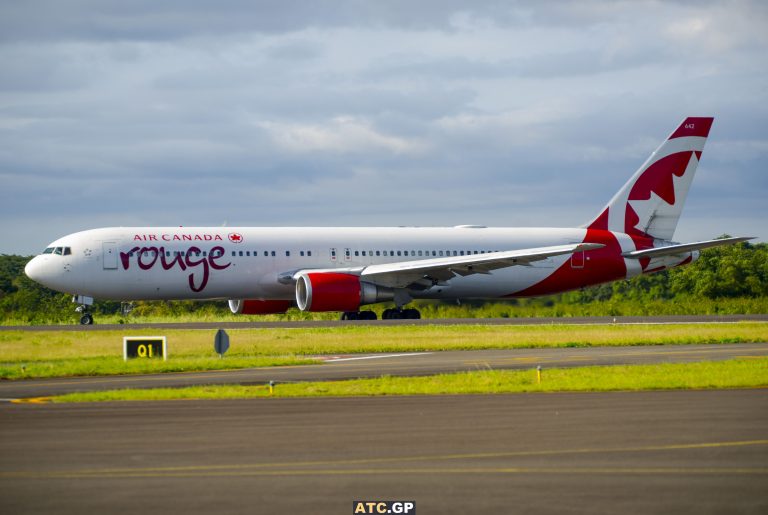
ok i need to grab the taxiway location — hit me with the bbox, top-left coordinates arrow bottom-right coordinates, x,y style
1,342 -> 766,399
1,389 -> 766,514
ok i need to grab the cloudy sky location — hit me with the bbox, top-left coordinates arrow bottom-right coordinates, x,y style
1,0 -> 766,255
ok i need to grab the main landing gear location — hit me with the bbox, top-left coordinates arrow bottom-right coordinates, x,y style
340,310 -> 377,320
382,308 -> 421,320
339,308 -> 421,320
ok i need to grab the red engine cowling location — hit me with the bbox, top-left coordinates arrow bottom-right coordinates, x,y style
228,299 -> 292,315
295,273 -> 393,312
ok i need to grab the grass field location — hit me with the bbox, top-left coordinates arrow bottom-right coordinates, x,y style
1,322 -> 766,379
4,297 -> 767,326
52,358 -> 768,402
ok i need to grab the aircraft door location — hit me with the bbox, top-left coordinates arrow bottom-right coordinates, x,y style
103,242 -> 118,269
329,248 -> 337,262
570,251 -> 585,269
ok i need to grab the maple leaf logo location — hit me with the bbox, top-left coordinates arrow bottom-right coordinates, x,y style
228,233 -> 243,244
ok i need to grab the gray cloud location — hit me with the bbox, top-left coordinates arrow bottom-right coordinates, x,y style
0,0 -> 766,254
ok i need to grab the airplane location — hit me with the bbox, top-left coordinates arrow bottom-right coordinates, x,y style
25,117 -> 752,324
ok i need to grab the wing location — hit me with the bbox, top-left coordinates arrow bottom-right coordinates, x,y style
356,243 -> 604,289
621,236 -> 754,259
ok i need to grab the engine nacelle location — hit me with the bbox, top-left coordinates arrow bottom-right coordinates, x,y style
228,299 -> 292,315
295,272 -> 393,312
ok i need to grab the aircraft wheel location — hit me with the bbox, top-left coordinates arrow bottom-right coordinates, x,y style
79,313 -> 94,325
359,310 -> 377,320
403,309 -> 421,319
383,308 -> 407,320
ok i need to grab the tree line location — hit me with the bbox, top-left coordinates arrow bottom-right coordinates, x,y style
1,239 -> 765,324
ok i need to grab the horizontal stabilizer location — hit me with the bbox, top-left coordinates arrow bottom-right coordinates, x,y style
621,236 -> 754,259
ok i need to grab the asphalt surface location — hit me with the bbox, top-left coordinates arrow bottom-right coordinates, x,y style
1,390 -> 766,514
2,313 -> 767,331
2,343 -> 766,399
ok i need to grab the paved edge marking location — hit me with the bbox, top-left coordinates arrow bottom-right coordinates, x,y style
324,352 -> 434,362
4,467 -> 767,479
9,397 -> 52,404
2,439 -> 766,479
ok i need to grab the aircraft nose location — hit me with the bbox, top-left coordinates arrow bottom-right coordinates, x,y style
24,256 -> 44,283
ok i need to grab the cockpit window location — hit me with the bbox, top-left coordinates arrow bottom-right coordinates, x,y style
44,246 -> 71,256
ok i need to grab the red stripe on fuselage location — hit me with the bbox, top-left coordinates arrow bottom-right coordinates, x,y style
508,209 -> 626,297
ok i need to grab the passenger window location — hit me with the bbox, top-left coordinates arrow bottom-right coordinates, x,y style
300,251 -> 305,256
390,251 -> 394,256
439,251 -> 444,256
354,251 -> 359,257
264,251 -> 268,257
375,251 -> 380,256
286,251 -> 290,257
232,251 -> 236,257
271,251 -> 276,256
307,250 -> 312,256
397,251 -> 401,256
418,250 -> 422,256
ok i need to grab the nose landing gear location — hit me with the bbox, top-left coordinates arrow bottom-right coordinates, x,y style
73,295 -> 95,325
77,311 -> 94,325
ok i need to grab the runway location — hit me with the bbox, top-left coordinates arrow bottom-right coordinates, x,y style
1,342 -> 766,399
1,390 -> 766,514
2,313 -> 767,331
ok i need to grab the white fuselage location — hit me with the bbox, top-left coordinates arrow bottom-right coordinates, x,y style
22,117 -> 729,315
26,225 -> 639,302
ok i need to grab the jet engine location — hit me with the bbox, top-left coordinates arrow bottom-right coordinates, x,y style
295,272 -> 393,312
228,299 -> 292,315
